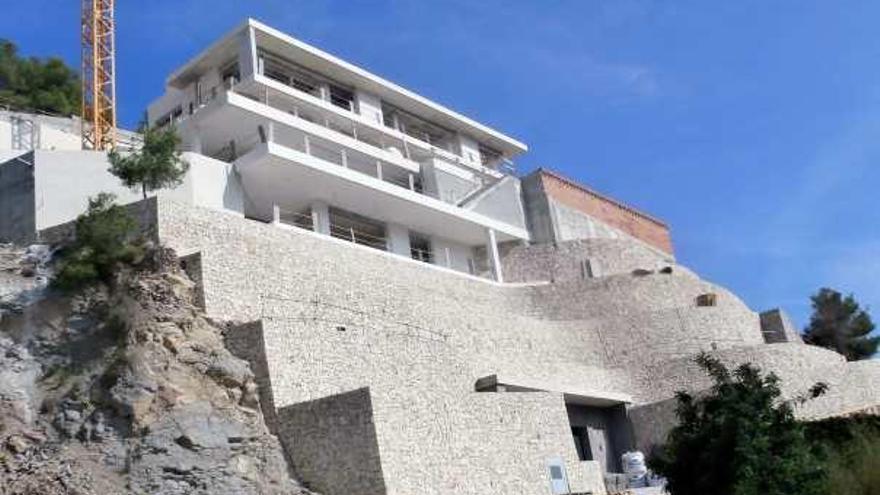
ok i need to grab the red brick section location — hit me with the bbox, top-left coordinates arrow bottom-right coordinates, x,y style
538,169 -> 674,255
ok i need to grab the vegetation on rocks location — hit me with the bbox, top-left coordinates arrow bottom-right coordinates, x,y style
53,193 -> 144,291
1,239 -> 312,494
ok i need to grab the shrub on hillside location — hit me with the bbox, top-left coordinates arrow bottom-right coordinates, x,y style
53,193 -> 144,291
649,353 -> 828,495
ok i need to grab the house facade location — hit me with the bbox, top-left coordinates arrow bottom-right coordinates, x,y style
147,19 -> 531,281
2,18 -> 879,495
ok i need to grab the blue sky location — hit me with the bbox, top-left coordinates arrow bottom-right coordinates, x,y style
2,0 -> 878,330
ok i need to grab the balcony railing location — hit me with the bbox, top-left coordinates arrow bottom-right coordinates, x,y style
212,125 -> 427,199
247,79 -> 514,178
275,207 -> 388,252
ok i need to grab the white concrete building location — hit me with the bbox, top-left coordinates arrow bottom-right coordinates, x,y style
147,19 -> 529,281
2,18 -> 879,495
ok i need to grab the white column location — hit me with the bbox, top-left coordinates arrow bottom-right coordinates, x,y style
386,224 -> 411,257
311,201 -> 330,235
486,228 -> 503,283
238,26 -> 258,80
266,121 -> 274,143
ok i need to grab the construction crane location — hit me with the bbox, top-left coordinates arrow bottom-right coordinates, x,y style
81,0 -> 116,150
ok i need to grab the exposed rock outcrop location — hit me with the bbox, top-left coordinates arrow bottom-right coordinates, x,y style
0,244 -> 313,494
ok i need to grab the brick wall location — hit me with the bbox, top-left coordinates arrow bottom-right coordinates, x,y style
538,169 -> 674,255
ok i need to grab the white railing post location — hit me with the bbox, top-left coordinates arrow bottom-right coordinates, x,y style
408,173 -> 416,191
341,149 -> 348,168
376,160 -> 383,180
304,135 -> 311,155
349,227 -> 356,243
272,204 -> 281,225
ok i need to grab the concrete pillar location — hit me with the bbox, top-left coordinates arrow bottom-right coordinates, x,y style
311,201 -> 330,235
386,224 -> 411,257
486,228 -> 503,283
258,121 -> 274,144
238,26 -> 258,80
271,204 -> 281,225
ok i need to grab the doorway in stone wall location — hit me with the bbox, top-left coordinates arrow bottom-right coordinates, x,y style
571,426 -> 593,461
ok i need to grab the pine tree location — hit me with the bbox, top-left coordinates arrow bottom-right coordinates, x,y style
54,193 -> 144,291
108,124 -> 189,199
803,288 -> 878,361
0,39 -> 80,116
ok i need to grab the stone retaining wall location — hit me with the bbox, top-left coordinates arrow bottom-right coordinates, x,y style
143,198 -> 878,495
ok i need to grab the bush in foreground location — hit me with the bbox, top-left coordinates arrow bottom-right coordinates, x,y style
649,353 -> 827,495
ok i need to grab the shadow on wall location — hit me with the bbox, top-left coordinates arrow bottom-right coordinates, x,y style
276,387 -> 387,495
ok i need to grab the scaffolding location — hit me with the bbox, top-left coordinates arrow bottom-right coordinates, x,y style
81,0 -> 116,150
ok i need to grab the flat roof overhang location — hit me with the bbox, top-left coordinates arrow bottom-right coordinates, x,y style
475,374 -> 632,407
236,142 -> 529,246
167,18 -> 527,159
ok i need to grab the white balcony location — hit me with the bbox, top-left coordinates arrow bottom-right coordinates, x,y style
234,140 -> 528,247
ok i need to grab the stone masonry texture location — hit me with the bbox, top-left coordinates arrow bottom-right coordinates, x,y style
104,197 -> 880,495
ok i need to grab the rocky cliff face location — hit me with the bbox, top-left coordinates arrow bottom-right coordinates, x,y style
0,244 -> 314,495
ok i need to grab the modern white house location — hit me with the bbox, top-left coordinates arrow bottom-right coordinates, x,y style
147,19 -> 530,281
3,18 -> 879,495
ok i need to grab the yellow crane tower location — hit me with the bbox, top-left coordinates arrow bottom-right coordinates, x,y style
81,0 -> 116,150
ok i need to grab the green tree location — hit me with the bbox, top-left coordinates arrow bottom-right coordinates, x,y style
108,124 -> 189,199
650,353 -> 828,495
54,193 -> 144,291
803,288 -> 878,361
0,39 -> 80,115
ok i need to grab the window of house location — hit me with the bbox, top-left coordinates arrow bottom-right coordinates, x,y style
409,233 -> 433,264
479,144 -> 502,167
291,75 -> 317,95
329,84 -> 354,111
220,62 -> 240,87
263,66 -> 289,85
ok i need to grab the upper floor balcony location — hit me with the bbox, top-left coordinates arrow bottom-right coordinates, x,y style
150,19 -> 526,179
171,89 -> 529,244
